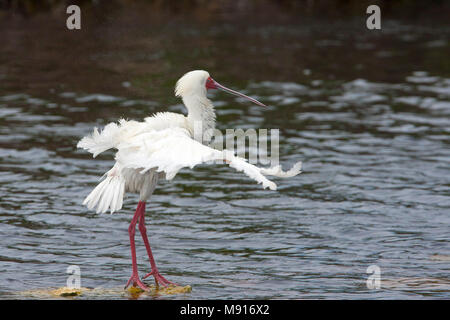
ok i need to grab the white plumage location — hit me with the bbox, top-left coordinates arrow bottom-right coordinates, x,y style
78,70 -> 302,214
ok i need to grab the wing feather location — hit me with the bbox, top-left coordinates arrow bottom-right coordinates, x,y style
115,127 -> 301,190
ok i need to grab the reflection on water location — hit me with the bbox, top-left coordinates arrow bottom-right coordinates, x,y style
0,8 -> 449,299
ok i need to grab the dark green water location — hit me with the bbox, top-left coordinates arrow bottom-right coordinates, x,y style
0,8 -> 449,299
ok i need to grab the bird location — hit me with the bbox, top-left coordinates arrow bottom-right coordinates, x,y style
77,70 -> 302,291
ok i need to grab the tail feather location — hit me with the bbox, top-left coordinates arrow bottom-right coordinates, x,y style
83,178 -> 109,209
116,180 -> 125,211
110,183 -> 121,213
83,175 -> 125,214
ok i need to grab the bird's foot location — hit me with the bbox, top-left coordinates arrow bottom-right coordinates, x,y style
143,269 -> 177,288
124,273 -> 149,292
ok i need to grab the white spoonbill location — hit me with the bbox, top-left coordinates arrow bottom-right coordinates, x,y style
77,70 -> 302,291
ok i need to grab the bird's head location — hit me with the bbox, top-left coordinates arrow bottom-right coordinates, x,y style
175,70 -> 266,107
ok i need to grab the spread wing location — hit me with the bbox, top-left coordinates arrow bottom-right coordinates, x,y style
114,127 -> 302,190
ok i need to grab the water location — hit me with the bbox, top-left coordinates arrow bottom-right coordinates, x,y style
0,10 -> 449,299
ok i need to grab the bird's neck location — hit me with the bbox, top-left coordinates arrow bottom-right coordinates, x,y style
183,94 -> 216,144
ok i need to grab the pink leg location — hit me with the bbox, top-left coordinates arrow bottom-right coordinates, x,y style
138,202 -> 177,287
124,202 -> 149,291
